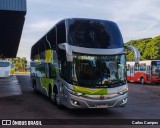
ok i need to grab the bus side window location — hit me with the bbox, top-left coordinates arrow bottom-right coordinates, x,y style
147,65 -> 150,71
36,63 -> 45,78
126,64 -> 130,71
48,63 -> 57,79
46,28 -> 56,50
56,21 -> 66,45
131,66 -> 134,72
140,63 -> 146,71
134,63 -> 139,71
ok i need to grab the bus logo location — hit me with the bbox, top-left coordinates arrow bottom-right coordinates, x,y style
2,120 -> 11,125
100,95 -> 105,100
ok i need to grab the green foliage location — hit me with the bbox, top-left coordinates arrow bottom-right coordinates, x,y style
125,36 -> 160,61
6,57 -> 27,71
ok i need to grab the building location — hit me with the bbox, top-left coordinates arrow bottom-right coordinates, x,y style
0,0 -> 27,58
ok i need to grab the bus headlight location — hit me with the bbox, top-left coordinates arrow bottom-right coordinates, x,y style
70,99 -> 80,106
118,87 -> 128,95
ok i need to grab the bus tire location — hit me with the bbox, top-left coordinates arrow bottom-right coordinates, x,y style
140,77 -> 145,85
53,87 -> 63,108
33,81 -> 37,93
48,85 -> 52,100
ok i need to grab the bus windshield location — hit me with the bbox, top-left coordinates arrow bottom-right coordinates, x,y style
68,19 -> 123,49
152,61 -> 160,75
70,53 -> 126,87
0,62 -> 10,67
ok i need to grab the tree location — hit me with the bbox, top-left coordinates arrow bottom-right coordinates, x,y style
4,57 -> 28,72
125,36 -> 160,61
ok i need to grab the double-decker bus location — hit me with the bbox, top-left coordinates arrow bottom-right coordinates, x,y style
127,60 -> 160,84
0,60 -> 11,77
31,18 -> 140,109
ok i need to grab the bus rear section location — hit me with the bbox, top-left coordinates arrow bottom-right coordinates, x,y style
127,60 -> 160,84
0,60 -> 11,77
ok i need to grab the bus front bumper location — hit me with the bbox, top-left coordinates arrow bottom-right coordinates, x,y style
66,92 -> 128,109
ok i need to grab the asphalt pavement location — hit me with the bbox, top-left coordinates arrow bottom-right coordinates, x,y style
0,75 -> 160,128
0,75 -> 22,97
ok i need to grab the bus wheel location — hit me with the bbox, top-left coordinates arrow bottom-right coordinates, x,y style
33,82 -> 37,93
53,87 -> 63,108
140,77 -> 145,85
53,87 -> 58,105
48,85 -> 52,101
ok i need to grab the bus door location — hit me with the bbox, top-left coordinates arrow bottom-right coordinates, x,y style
146,65 -> 151,81
57,60 -> 68,104
130,66 -> 134,81
127,65 -> 131,81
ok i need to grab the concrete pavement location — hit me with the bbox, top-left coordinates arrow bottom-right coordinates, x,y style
0,75 -> 22,97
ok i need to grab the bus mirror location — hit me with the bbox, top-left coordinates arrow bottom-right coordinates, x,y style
72,77 -> 77,82
125,46 -> 140,63
58,43 -> 73,62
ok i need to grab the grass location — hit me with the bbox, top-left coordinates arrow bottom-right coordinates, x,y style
14,72 -> 30,75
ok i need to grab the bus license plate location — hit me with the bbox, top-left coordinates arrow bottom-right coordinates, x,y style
96,104 -> 108,108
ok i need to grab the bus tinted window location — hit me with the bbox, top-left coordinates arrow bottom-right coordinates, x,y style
46,27 -> 56,49
126,64 -> 130,71
140,63 -> 146,71
68,19 -> 123,48
0,62 -> 10,67
57,21 -> 66,44
134,63 -> 139,71
152,61 -> 160,65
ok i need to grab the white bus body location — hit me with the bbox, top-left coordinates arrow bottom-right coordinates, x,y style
0,60 -> 11,77
127,60 -> 160,84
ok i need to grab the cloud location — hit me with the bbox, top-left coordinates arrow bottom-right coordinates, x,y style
17,20 -> 56,61
28,20 -> 54,32
28,0 -> 52,5
18,0 -> 160,61
109,0 -> 160,42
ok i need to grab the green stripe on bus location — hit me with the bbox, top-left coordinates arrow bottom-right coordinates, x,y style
73,85 -> 108,95
40,78 -> 53,92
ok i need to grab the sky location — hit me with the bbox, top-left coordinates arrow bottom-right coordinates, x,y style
17,0 -> 160,61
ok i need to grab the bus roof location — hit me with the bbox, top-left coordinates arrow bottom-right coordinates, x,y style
0,60 -> 10,62
31,18 -> 124,59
